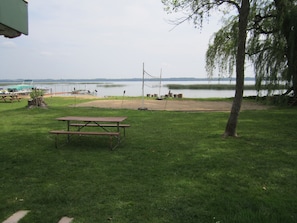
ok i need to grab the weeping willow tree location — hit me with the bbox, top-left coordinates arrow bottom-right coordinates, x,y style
205,5 -> 286,94
207,0 -> 297,98
163,0 -> 296,137
248,0 -> 297,96
162,0 -> 251,137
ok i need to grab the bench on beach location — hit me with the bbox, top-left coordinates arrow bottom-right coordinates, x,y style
69,123 -> 130,136
49,130 -> 120,150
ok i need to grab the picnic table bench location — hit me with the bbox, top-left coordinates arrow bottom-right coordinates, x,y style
49,130 -> 120,149
69,123 -> 130,136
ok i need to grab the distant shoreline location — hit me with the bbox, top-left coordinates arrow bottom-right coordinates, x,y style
0,77 -> 255,84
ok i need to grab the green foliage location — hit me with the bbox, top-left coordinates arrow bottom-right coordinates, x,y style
248,1 -> 290,93
258,95 -> 291,106
206,16 -> 238,78
0,97 -> 297,222
29,89 -> 45,99
207,0 -> 297,95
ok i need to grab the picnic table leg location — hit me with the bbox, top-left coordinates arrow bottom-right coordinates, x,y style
109,135 -> 113,150
54,134 -> 58,148
110,135 -> 121,150
116,122 -> 120,132
67,121 -> 70,142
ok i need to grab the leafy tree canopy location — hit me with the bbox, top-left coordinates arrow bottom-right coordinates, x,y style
206,0 -> 297,96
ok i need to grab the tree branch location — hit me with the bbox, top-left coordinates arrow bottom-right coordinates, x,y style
219,0 -> 240,13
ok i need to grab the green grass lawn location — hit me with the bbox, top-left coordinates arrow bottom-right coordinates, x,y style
0,97 -> 296,223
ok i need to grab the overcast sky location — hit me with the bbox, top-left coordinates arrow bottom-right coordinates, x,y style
0,0 -> 224,80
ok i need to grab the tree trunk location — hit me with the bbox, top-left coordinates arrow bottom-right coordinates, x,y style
223,0 -> 250,137
28,96 -> 47,108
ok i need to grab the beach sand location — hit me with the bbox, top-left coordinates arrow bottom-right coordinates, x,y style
72,97 -> 270,112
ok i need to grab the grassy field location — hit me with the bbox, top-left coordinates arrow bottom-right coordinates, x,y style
0,97 -> 296,223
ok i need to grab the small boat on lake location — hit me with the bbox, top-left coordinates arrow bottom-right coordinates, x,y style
6,80 -> 34,95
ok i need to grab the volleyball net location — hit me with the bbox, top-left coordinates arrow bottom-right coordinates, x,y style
142,64 -> 162,98
138,63 -> 163,109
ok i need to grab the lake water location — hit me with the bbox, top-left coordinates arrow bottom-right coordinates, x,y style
4,80 -> 284,98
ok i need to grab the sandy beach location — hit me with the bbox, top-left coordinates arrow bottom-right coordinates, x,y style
72,98 -> 270,112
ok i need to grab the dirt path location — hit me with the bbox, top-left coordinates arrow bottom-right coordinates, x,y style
74,98 -> 270,112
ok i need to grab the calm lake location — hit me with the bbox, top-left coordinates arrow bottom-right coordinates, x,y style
35,80 -> 276,98
2,79 -> 284,98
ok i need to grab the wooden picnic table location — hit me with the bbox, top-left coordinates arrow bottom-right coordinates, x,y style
49,116 -> 129,150
0,94 -> 21,102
